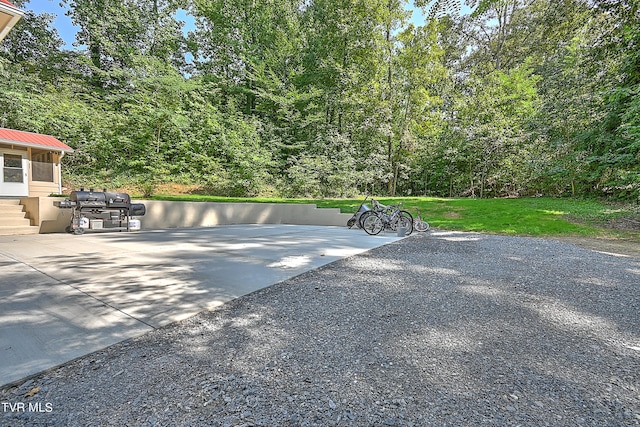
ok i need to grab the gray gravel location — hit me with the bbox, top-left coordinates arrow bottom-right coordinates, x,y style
1,230 -> 639,426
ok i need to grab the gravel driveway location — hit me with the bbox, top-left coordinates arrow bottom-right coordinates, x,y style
1,230 -> 639,426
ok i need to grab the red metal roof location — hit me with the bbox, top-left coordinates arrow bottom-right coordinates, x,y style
0,0 -> 18,9
0,128 -> 73,152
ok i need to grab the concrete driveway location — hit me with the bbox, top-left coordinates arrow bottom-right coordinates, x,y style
0,225 -> 401,386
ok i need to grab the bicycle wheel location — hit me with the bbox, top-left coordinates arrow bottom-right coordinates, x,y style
358,210 -> 373,229
388,215 -> 400,232
399,211 -> 413,235
414,219 -> 430,232
362,213 -> 383,235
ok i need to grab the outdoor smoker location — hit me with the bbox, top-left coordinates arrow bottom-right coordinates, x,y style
56,188 -> 146,235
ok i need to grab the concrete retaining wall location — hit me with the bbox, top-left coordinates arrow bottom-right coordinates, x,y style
20,197 -> 72,233
23,198 -> 353,233
138,200 -> 352,229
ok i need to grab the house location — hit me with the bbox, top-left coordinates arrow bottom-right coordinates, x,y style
0,128 -> 74,235
0,127 -> 73,197
0,0 -> 22,43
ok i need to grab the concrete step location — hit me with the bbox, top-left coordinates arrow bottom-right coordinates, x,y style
1,211 -> 29,219
0,225 -> 39,235
0,205 -> 28,218
0,199 -> 34,232
0,217 -> 31,226
0,205 -> 26,214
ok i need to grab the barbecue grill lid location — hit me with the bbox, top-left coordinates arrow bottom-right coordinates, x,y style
70,190 -> 107,202
104,192 -> 131,204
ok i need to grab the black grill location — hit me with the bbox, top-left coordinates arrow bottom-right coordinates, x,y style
104,192 -> 131,209
70,190 -> 107,208
57,188 -> 145,235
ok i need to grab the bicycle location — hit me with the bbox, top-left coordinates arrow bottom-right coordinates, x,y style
347,196 -> 370,229
362,202 -> 413,236
358,198 -> 386,229
413,208 -> 430,232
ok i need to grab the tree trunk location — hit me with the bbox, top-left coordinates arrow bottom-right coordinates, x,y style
469,163 -> 475,198
392,163 -> 399,196
385,4 -> 393,195
449,175 -> 454,198
338,36 -> 348,135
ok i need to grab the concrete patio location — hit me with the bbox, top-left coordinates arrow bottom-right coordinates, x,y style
0,225 -> 402,386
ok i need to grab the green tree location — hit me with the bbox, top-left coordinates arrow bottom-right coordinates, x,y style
388,21 -> 446,195
582,0 -> 640,199
0,10 -> 63,64
63,0 -> 188,85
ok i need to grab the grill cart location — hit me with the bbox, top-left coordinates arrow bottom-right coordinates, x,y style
56,188 -> 146,235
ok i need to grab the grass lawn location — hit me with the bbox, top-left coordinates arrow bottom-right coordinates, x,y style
145,194 -> 639,240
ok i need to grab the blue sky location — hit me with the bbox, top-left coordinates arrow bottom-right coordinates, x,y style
25,0 -> 431,50
25,0 -> 79,49
25,1 -> 198,49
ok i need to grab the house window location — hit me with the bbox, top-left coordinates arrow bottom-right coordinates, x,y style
32,151 -> 54,182
3,154 -> 23,182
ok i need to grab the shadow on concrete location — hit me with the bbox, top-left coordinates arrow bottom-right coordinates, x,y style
0,225 -> 399,386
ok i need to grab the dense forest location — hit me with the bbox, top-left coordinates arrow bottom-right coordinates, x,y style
0,0 -> 638,199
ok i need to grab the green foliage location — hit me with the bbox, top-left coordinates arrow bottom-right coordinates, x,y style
1,0 -> 638,201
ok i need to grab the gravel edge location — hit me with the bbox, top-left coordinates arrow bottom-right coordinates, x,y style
1,231 -> 639,427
